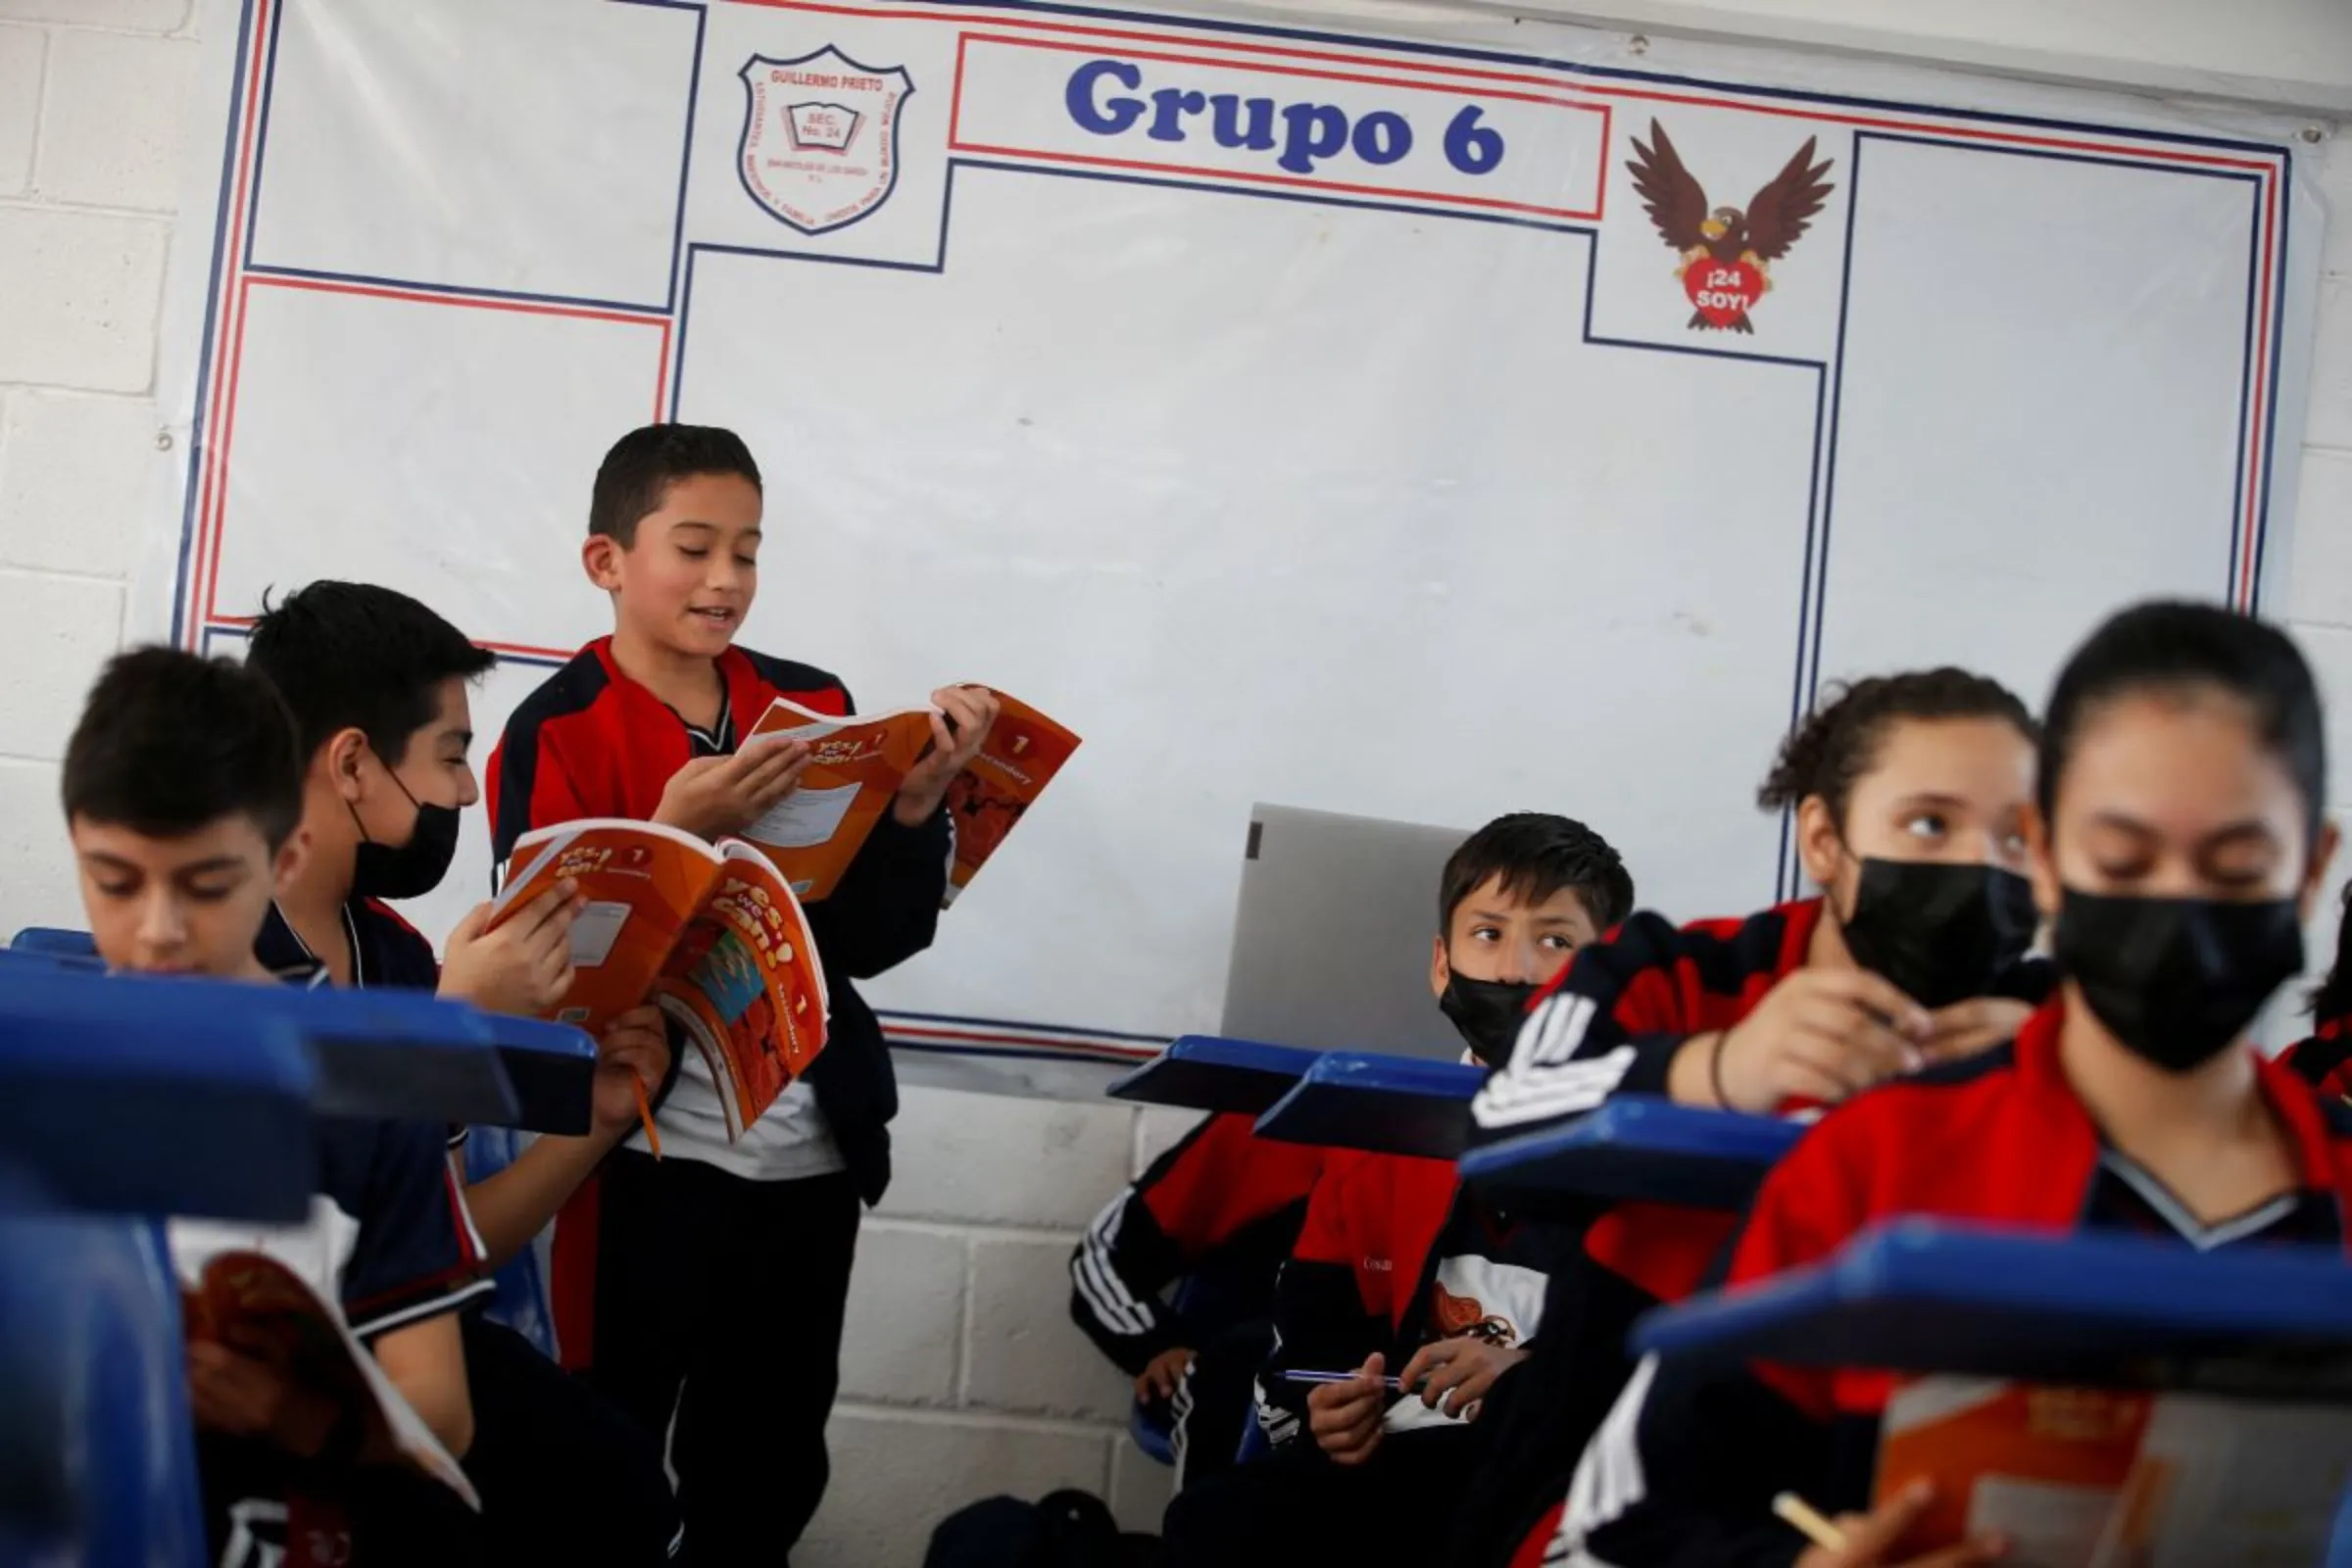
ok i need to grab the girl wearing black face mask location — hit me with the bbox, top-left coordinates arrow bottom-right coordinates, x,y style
1474,668 -> 2045,1147
1553,602 -> 2352,1568
1455,668 -> 2044,1568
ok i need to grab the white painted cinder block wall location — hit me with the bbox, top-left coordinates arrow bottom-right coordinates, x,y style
0,2 -> 2346,1564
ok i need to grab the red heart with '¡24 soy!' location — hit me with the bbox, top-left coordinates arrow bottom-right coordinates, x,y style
1685,259 -> 1763,326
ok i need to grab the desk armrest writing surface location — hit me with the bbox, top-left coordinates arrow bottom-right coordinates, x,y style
0,990 -> 316,1223
1632,1219 -> 2352,1397
220,983 -> 528,1127
227,981 -> 588,1136
0,947 -> 104,976
1105,1035 -> 1324,1114
1458,1097 -> 1803,1211
8,927 -> 98,957
1252,1053 -> 1482,1158
0,967 -> 525,1128
474,1014 -> 598,1135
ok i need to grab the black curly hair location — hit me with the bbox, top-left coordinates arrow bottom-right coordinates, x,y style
1759,668 -> 2037,826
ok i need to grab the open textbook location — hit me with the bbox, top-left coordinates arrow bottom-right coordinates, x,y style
1875,1375 -> 2352,1566
737,688 -> 1080,904
491,820 -> 829,1141
170,1235 -> 479,1508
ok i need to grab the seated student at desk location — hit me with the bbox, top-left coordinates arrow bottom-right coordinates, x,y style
1160,812 -> 1635,1567
1069,1081 -> 1325,1488
60,648 -> 486,1567
1554,601 -> 2352,1568
1455,668 -> 2046,1568
242,582 -> 681,1565
1072,814 -> 1629,1489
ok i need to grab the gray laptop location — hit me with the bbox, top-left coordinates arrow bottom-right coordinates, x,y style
1217,803 -> 1476,1061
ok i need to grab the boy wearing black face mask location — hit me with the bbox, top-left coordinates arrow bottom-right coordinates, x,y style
1158,813 -> 1632,1568
245,581 -> 682,1565
1075,814 -> 1630,1501
1434,813 -> 1636,1066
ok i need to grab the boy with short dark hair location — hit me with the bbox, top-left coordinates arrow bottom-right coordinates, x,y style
1158,811 -> 1634,1568
245,578 -> 554,1011
246,580 -> 668,1266
63,647 -> 484,1566
487,422 -> 996,1556
245,581 -> 680,1563
1071,813 -> 1636,1488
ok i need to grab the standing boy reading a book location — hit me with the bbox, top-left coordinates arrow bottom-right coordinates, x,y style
63,647 -> 485,1566
487,422 -> 996,1559
244,580 -> 681,1564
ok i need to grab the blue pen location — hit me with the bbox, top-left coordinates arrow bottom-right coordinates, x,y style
1283,1369 -> 1405,1390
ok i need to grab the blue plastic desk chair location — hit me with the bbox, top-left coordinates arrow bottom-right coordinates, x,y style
0,983 -> 317,1565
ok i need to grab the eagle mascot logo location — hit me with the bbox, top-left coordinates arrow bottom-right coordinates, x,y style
1626,119 -> 1836,333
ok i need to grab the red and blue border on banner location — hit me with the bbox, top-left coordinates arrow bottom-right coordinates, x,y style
167,0 -> 2296,1066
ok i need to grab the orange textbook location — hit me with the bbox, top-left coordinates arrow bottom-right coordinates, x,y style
1872,1374 -> 2352,1566
490,819 -> 829,1141
941,693 -> 1083,906
171,1239 -> 478,1506
737,687 -> 1080,905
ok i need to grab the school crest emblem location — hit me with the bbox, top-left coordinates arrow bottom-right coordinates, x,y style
1626,118 -> 1836,333
1432,1282 -> 1517,1347
737,48 -> 914,235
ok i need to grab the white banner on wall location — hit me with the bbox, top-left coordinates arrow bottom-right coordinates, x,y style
143,0 -> 2326,1085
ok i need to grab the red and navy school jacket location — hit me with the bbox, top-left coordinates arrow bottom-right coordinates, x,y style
2283,1016 -> 2352,1102
1470,901 -> 1828,1307
486,636 -> 952,1205
1470,902 -> 1824,1144
1455,903 -> 2055,1568
1067,1112 -> 1324,1376
1258,1151 -> 1551,1450
1550,1001 -> 2352,1568
1472,900 -> 2056,1301
1451,905 -> 1822,1568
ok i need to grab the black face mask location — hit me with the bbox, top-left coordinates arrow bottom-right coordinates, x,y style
1441,975 -> 1543,1068
2052,890 -> 2303,1074
349,766 -> 462,902
1837,858 -> 2040,1009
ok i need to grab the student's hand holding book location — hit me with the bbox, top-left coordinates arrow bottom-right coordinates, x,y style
441,881 -> 583,1017
590,1004 -> 671,1140
655,740 -> 811,840
892,685 -> 1001,826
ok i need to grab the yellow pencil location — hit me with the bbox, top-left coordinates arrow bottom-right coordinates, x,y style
633,1074 -> 662,1160
1772,1492 -> 1849,1552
